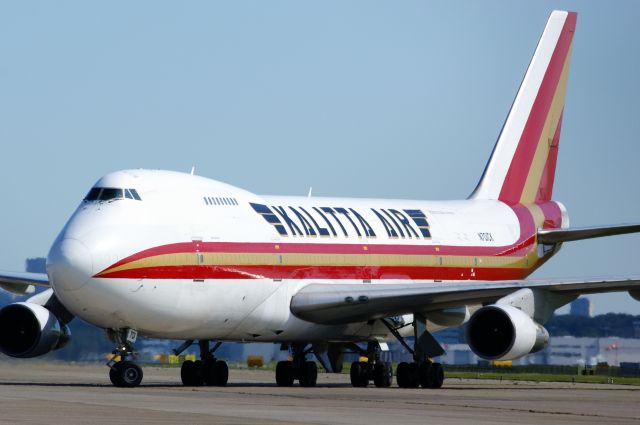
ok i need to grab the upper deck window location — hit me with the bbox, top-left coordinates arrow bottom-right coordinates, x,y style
203,196 -> 238,206
84,187 -> 142,202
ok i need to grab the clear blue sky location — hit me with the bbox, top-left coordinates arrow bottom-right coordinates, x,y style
1,1 -> 639,314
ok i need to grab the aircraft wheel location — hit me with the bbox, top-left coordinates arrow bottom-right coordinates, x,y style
109,364 -> 124,387
299,361 -> 318,387
398,362 -> 419,388
203,360 -> 216,386
203,360 -> 228,386
349,361 -> 369,387
428,363 -> 444,389
110,361 -> 143,388
373,363 -> 392,388
396,362 -> 409,388
276,361 -> 294,387
181,360 -> 203,386
213,360 -> 229,386
419,362 -> 433,388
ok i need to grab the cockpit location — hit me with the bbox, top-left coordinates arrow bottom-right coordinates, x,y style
84,187 -> 142,202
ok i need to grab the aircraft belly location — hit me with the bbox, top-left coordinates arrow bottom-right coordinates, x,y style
63,276 -> 403,342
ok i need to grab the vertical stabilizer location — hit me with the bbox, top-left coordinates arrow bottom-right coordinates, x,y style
471,11 -> 577,205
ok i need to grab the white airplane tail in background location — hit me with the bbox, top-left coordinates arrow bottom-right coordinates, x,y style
471,10 -> 577,205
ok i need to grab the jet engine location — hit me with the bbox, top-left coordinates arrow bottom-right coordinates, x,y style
0,302 -> 70,358
466,304 -> 549,361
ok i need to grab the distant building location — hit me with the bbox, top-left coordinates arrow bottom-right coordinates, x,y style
434,327 -> 465,345
438,344 -> 479,365
570,297 -> 594,317
431,336 -> 640,366
25,257 -> 46,273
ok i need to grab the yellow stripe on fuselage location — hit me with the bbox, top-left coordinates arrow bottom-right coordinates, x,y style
100,249 -> 542,275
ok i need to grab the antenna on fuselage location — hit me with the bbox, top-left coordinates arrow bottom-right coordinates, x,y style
190,166 -> 195,176
307,187 -> 313,198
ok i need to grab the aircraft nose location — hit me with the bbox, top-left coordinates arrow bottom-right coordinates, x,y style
47,238 -> 94,291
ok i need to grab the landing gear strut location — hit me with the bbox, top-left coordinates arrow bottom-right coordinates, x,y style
107,328 -> 143,388
180,340 -> 228,386
275,343 -> 318,387
382,314 -> 445,389
348,342 -> 393,388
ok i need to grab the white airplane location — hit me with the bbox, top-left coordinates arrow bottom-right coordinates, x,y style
1,10 -> 639,389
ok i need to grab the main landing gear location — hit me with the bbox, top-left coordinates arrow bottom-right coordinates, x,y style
348,342 -> 393,388
382,314 -> 446,389
396,360 -> 444,388
107,328 -> 143,388
275,343 -> 318,387
179,340 -> 229,386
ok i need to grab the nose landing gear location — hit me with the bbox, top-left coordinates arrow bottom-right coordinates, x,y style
109,361 -> 143,388
107,328 -> 143,388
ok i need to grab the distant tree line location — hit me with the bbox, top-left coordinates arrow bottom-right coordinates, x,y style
546,313 -> 640,338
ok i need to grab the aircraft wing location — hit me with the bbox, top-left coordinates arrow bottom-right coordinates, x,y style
290,277 -> 640,325
0,271 -> 49,295
538,224 -> 640,244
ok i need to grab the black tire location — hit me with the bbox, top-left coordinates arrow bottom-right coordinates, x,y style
373,363 -> 392,388
299,361 -> 318,387
193,360 -> 204,386
419,362 -> 433,388
276,361 -> 294,387
214,360 -> 229,386
349,361 -> 369,388
181,360 -> 203,386
112,361 -> 143,388
202,360 -> 216,386
109,363 -> 125,387
398,362 -> 418,388
428,363 -> 444,389
396,362 -> 409,388
406,362 -> 419,388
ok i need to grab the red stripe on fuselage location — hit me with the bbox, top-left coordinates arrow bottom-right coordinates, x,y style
98,265 -> 533,281
94,203 -> 563,280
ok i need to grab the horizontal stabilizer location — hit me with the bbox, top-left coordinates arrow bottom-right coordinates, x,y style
538,224 -> 640,244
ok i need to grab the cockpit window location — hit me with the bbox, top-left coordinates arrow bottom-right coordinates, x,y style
84,187 -> 142,202
99,188 -> 123,201
85,188 -> 101,201
130,189 -> 142,200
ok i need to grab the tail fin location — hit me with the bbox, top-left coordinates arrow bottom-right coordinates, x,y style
470,11 -> 577,205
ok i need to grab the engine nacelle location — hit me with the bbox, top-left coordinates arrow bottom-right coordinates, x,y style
0,302 -> 70,358
466,304 -> 549,361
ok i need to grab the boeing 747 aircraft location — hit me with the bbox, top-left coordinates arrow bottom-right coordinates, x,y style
1,10 -> 639,389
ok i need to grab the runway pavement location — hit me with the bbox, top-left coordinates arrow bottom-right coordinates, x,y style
0,361 -> 638,425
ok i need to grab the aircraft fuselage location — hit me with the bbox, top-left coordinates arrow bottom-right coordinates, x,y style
47,169 -> 567,342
